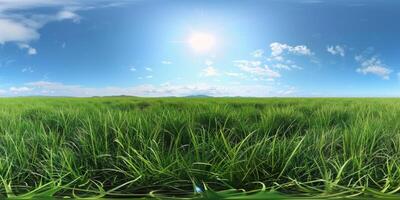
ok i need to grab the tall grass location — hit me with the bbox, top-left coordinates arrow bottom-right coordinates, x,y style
0,97 -> 400,198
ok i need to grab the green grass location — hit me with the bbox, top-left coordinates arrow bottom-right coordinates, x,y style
1,97 -> 400,199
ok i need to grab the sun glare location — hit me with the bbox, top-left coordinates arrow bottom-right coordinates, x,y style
188,32 -> 216,53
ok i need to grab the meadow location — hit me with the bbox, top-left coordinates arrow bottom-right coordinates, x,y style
1,97 -> 400,199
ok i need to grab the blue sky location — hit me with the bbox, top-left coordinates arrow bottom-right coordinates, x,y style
1,0 -> 400,97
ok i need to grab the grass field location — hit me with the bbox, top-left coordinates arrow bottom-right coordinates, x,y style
1,97 -> 400,199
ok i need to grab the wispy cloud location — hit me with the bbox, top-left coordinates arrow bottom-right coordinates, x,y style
272,63 -> 291,70
233,60 -> 280,79
145,67 -> 153,71
21,66 -> 34,73
161,60 -> 172,65
357,65 -> 391,80
129,66 -> 136,71
200,59 -> 219,77
355,55 -> 391,80
327,45 -> 345,57
202,66 -> 219,77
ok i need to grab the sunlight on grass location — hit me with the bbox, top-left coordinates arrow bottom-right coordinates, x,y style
0,97 -> 400,199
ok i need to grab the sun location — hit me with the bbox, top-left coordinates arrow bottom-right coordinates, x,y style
187,32 -> 216,53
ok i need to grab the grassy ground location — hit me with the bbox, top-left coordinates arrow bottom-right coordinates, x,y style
1,97 -> 400,199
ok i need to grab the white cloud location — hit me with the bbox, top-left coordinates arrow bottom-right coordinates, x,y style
233,60 -> 280,79
251,49 -> 264,58
129,66 -> 136,71
0,11 -> 80,44
266,42 -> 313,70
9,86 -> 32,93
327,45 -> 345,57
161,60 -> 172,65
56,10 -> 80,23
146,75 -> 153,79
356,56 -> 391,79
0,81 -> 296,97
0,1 -> 97,52
28,47 -> 37,55
145,67 -> 152,71
270,42 -> 313,58
357,66 -> 391,80
290,45 -> 312,55
202,66 -> 219,77
0,19 -> 39,44
200,59 -> 219,77
18,43 -> 37,55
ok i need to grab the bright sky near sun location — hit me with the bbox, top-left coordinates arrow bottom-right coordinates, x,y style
1,0 -> 400,97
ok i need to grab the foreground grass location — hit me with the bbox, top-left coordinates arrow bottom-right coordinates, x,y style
1,97 -> 400,199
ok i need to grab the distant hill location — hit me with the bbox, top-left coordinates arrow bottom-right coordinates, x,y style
185,95 -> 213,98
92,95 -> 138,98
